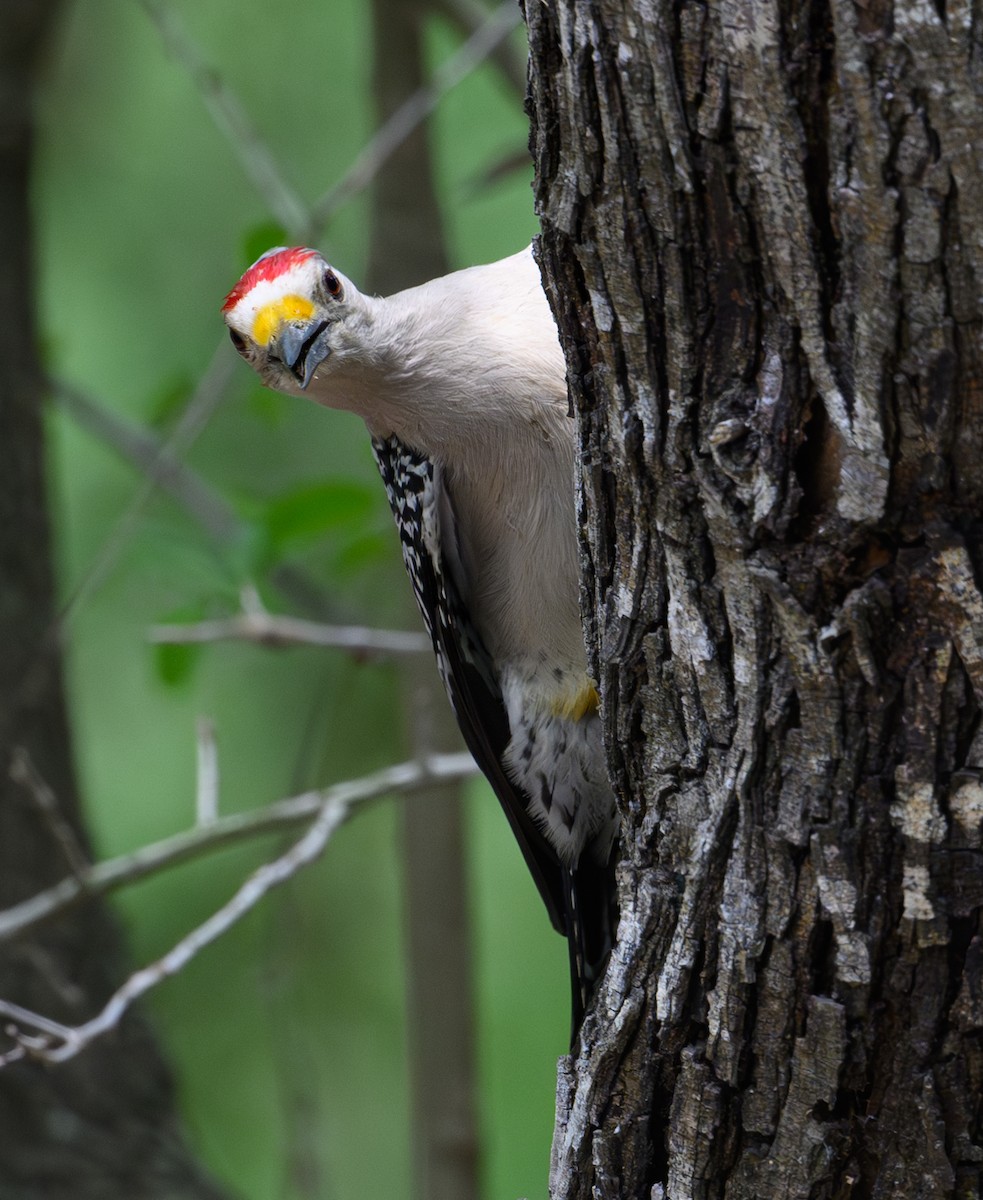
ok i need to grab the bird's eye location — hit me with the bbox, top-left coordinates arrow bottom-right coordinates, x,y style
229,328 -> 247,353
323,269 -> 343,299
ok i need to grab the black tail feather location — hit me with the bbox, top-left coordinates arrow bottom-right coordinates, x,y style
563,851 -> 618,1045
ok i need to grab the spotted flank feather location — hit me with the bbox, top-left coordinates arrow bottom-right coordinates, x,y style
372,435 -> 614,1036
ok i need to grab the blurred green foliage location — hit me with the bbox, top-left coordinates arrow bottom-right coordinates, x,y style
34,1 -> 567,1198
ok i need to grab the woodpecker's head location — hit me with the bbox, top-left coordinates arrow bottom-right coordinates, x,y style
222,246 -> 367,394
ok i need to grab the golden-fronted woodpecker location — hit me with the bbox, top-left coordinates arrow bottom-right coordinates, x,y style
223,245 -> 618,1032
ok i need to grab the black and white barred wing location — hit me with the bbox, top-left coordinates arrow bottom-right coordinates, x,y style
371,434 -> 566,935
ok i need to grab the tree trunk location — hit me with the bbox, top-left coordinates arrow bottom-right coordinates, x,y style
525,2 -> 983,1197
0,7 -> 231,1197
366,5 -> 481,1200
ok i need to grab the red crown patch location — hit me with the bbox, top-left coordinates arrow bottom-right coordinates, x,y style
221,247 -> 318,313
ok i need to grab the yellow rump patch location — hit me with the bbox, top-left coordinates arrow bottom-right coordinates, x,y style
252,295 -> 315,347
551,682 -> 600,722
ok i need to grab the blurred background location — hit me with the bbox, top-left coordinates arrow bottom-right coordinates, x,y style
32,0 -> 568,1196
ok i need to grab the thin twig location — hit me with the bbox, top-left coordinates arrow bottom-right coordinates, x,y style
52,383 -> 367,624
0,753 -> 477,944
54,380 -> 241,545
148,610 -> 431,657
431,0 -> 528,96
1,797 -> 348,1066
0,999 -> 77,1043
0,1000 -> 77,1066
195,717 -> 219,824
306,0 -> 522,235
59,341 -> 239,628
138,0 -> 311,239
0,751 -> 477,1066
63,0 -> 521,631
9,748 -> 89,878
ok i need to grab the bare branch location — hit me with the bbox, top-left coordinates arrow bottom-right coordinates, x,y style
0,1000 -> 78,1066
62,0 -> 523,632
148,609 -> 431,657
138,0 -> 311,239
138,0 -> 521,249
0,750 -> 478,1066
54,380 -> 240,545
307,0 -> 522,235
195,717 -> 219,825
1,793 -> 349,1066
0,999 -> 78,1043
431,0 -> 527,96
0,753 -> 477,944
9,748 -> 89,878
53,383 -> 368,626
59,340 -> 239,627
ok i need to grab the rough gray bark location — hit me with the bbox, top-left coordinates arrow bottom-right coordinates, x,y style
0,7 -> 231,1197
525,2 -> 983,1197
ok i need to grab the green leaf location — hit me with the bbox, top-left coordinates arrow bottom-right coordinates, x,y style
151,599 -> 208,687
154,640 -> 201,687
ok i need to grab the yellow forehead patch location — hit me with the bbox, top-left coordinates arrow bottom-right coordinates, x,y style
252,295 -> 315,347
551,682 -> 600,722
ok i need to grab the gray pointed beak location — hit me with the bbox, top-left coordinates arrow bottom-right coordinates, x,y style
275,319 -> 331,390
